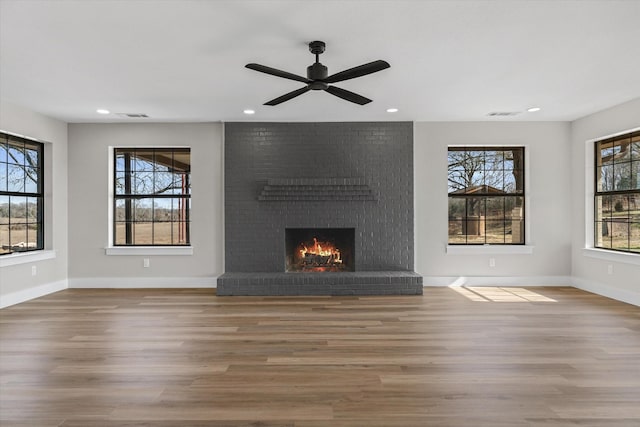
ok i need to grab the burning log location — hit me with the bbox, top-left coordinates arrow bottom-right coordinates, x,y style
302,252 -> 342,266
298,237 -> 343,267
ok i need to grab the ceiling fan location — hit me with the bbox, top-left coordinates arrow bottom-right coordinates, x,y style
245,41 -> 390,106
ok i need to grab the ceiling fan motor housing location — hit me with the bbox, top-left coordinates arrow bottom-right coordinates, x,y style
307,63 -> 328,89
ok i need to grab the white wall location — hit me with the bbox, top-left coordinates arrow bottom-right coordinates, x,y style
570,97 -> 640,306
0,101 -> 69,306
414,122 -> 572,285
2,103 -> 637,304
67,123 -> 223,287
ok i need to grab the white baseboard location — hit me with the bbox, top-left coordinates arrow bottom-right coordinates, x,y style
0,279 -> 68,308
68,276 -> 217,288
572,277 -> 640,307
422,275 -> 572,287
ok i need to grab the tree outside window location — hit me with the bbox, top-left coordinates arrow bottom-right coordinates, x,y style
0,133 -> 44,255
448,147 -> 524,245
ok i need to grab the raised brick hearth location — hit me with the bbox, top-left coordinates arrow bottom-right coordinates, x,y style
217,272 -> 422,296
218,122 -> 422,295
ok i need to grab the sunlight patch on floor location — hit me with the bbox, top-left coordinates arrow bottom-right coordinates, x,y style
450,286 -> 558,302
449,286 -> 489,301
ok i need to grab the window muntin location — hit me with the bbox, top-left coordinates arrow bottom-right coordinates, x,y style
0,133 -> 44,255
114,148 -> 191,246
594,131 -> 640,253
448,147 -> 525,245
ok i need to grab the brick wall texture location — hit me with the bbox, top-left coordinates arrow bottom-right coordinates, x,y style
224,122 -> 414,273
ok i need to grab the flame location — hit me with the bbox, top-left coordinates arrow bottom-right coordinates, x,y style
298,237 -> 342,263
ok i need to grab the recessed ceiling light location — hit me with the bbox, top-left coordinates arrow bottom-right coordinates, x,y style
243,109 -> 255,115
527,107 -> 541,112
96,109 -> 110,114
386,108 -> 398,113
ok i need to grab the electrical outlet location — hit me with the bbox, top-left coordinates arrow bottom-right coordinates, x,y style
607,264 -> 613,275
143,258 -> 150,268
489,258 -> 496,267
31,265 -> 37,276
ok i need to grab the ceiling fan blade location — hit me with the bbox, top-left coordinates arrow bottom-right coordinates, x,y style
324,60 -> 390,84
246,63 -> 310,83
264,86 -> 311,106
325,86 -> 372,105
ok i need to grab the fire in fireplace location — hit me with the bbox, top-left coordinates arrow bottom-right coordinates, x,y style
285,228 -> 355,272
299,237 -> 343,269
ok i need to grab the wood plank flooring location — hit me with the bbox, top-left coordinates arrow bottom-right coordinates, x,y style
0,287 -> 639,426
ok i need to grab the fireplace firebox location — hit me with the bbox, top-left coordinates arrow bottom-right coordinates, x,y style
285,228 -> 355,272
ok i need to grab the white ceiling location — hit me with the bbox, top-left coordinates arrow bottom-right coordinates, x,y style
1,0 -> 639,123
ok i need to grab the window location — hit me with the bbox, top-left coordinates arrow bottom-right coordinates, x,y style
448,147 -> 525,245
114,148 -> 190,246
0,132 -> 44,255
594,131 -> 640,253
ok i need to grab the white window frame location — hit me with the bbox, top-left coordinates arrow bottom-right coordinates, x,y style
583,127 -> 640,266
446,144 -> 534,255
0,130 -> 54,267
105,146 -> 193,256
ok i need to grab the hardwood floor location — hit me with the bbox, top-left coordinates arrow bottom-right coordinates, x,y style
1,287 -> 639,426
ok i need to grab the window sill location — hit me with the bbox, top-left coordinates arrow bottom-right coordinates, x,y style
582,248 -> 640,265
0,250 -> 57,267
446,245 -> 534,255
105,246 -> 193,256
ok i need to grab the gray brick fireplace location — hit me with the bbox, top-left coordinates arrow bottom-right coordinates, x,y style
217,122 -> 422,295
